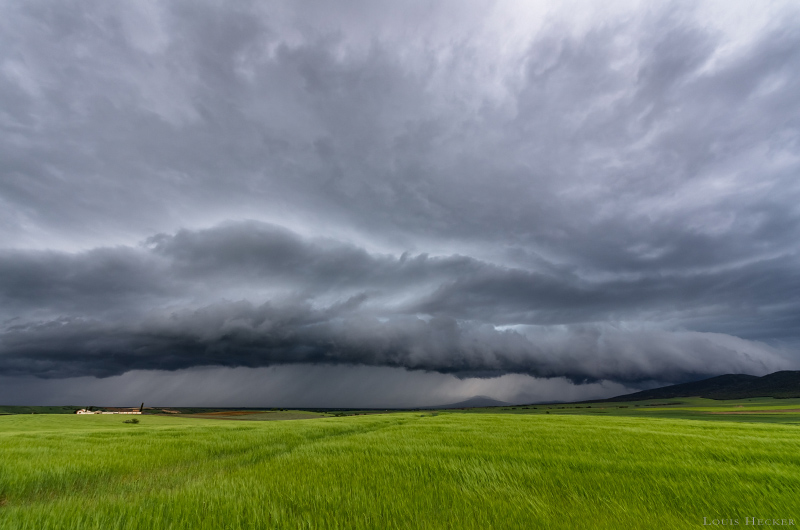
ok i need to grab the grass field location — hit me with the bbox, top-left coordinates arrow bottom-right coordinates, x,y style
454,397 -> 800,424
179,410 -> 333,421
1,411 -> 799,529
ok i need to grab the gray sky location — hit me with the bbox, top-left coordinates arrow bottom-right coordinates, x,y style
2,0 -> 799,406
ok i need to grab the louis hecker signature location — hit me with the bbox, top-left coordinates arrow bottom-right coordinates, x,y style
703,518 -> 795,526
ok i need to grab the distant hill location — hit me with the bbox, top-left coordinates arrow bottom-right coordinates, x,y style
603,371 -> 800,401
429,396 -> 511,409
0,405 -> 82,415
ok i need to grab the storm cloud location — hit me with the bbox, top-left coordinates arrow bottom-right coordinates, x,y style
1,1 -> 799,404
0,222 -> 794,385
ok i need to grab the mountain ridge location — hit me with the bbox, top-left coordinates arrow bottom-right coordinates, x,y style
600,370 -> 800,401
427,396 -> 511,409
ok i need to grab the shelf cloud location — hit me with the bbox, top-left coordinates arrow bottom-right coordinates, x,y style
0,222 -> 793,386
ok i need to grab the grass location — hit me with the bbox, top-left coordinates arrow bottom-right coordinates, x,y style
180,410 -> 333,421
453,397 -> 800,424
1,412 -> 799,529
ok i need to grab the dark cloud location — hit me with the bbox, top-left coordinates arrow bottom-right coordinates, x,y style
0,222 -> 794,384
1,2 -> 799,404
2,306 -> 789,383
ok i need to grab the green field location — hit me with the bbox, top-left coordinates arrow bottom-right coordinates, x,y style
1,410 -> 799,529
452,396 -> 800,424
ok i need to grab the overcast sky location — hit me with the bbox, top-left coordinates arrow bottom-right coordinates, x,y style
2,0 -> 799,407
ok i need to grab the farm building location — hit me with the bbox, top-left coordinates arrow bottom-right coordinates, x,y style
75,405 -> 143,415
